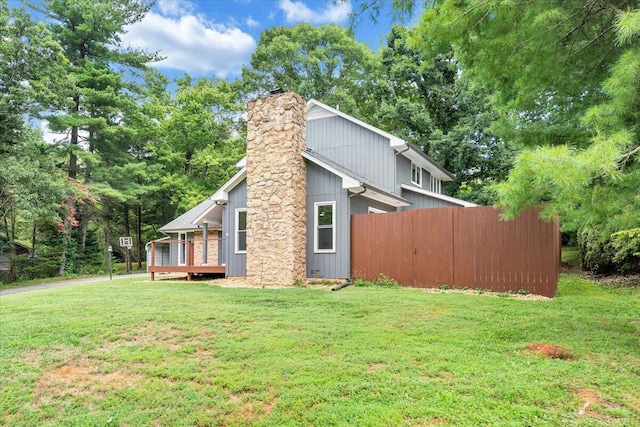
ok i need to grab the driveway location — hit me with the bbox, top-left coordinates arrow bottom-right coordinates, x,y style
0,273 -> 149,296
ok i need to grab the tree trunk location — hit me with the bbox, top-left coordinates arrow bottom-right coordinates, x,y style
124,203 -> 131,273
68,96 -> 80,179
31,222 -> 37,257
136,202 -> 142,269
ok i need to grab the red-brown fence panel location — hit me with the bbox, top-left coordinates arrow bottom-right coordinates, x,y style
351,207 -> 560,297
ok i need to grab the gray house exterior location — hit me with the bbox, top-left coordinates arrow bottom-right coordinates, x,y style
151,93 -> 475,282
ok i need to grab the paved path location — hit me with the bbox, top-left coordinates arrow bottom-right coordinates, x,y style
0,273 -> 149,296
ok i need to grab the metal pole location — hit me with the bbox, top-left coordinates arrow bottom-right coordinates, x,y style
107,246 -> 113,280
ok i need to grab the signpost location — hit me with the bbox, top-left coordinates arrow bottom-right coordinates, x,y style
119,237 -> 133,274
107,245 -> 113,280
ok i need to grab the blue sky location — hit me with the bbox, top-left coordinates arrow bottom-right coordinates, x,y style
117,0 -> 400,79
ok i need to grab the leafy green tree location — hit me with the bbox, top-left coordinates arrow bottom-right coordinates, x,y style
368,0 -> 640,272
159,75 -> 245,213
242,23 -> 378,116
31,0 -> 160,273
0,128 -> 82,282
0,0 -> 68,149
371,25 -> 515,203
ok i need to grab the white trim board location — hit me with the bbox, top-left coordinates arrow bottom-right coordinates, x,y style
400,184 -> 477,208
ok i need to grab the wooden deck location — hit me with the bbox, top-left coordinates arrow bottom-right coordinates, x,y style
149,239 -> 226,281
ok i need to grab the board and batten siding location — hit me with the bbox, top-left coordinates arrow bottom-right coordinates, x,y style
350,195 -> 396,214
223,179 -> 247,276
306,161 -> 350,279
167,231 -> 194,266
396,155 -> 432,193
307,116 -> 397,194
401,189 -> 460,209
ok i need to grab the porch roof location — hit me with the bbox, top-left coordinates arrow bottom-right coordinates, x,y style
159,198 -> 222,233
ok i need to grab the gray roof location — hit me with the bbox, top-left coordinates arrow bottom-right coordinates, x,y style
302,148 -> 411,205
159,197 -> 217,233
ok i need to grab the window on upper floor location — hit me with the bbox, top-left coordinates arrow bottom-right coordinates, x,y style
235,208 -> 247,254
411,162 -> 422,187
430,176 -> 442,193
315,201 -> 336,253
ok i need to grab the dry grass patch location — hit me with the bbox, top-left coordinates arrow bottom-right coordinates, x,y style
526,343 -> 574,360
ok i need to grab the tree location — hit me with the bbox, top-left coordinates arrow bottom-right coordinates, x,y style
358,0 -> 640,272
241,23 -> 378,117
0,1 -> 68,149
371,25 -> 515,203
159,75 -> 246,214
33,0 -> 160,273
412,1 -> 640,272
0,128 -> 83,282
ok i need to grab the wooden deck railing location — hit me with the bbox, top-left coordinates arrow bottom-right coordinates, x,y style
148,238 -> 225,281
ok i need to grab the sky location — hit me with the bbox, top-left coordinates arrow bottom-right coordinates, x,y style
9,0 -> 407,141
118,0 -> 400,80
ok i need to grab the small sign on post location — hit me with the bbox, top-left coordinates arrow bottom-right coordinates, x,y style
119,237 -> 133,274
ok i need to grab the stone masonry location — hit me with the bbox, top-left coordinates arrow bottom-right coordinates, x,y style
245,92 -> 307,286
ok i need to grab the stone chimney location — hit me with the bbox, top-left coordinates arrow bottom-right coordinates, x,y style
245,92 -> 307,286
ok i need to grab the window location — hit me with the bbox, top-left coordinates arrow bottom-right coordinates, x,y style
178,232 -> 187,265
315,201 -> 336,253
368,207 -> 387,214
235,209 -> 247,254
430,176 -> 442,193
411,162 -> 422,187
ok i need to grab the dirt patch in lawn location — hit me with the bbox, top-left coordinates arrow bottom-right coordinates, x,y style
101,321 -> 216,352
526,343 -> 573,360
577,389 -> 600,416
35,358 -> 141,403
223,389 -> 275,425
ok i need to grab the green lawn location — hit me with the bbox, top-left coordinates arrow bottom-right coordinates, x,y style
1,276 -> 638,426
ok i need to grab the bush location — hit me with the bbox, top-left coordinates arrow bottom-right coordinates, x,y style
578,227 -> 618,274
611,228 -> 640,273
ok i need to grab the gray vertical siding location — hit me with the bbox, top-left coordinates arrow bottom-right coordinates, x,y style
307,116 -> 397,194
225,179 -> 247,276
306,162 -> 350,279
350,195 -> 396,215
397,155 -> 434,194
401,189 -> 459,209
167,231 -> 194,266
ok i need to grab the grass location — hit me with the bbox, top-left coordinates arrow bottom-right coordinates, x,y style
1,275 -> 639,426
0,262 -> 146,291
563,246 -> 581,268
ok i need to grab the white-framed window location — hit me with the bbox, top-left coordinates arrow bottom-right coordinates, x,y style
178,232 -> 187,265
368,207 -> 388,214
314,201 -> 336,253
235,208 -> 247,254
411,162 -> 422,187
430,176 -> 442,193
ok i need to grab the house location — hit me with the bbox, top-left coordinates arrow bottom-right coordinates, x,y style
0,236 -> 31,282
149,92 -> 476,284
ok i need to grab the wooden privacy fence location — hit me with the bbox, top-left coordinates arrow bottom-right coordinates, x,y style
351,206 -> 560,297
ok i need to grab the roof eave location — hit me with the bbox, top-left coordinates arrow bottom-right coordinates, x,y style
400,184 -> 477,207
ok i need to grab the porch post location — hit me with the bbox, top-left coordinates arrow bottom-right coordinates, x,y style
150,242 -> 155,281
202,223 -> 208,265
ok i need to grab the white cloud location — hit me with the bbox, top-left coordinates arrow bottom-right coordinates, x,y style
246,16 -> 259,28
278,0 -> 351,24
39,120 -> 89,147
157,0 -> 194,17
121,5 -> 256,77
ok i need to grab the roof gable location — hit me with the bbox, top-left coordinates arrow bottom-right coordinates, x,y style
306,99 -> 454,182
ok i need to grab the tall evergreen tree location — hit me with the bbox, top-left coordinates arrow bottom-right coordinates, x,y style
35,0 -> 159,273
